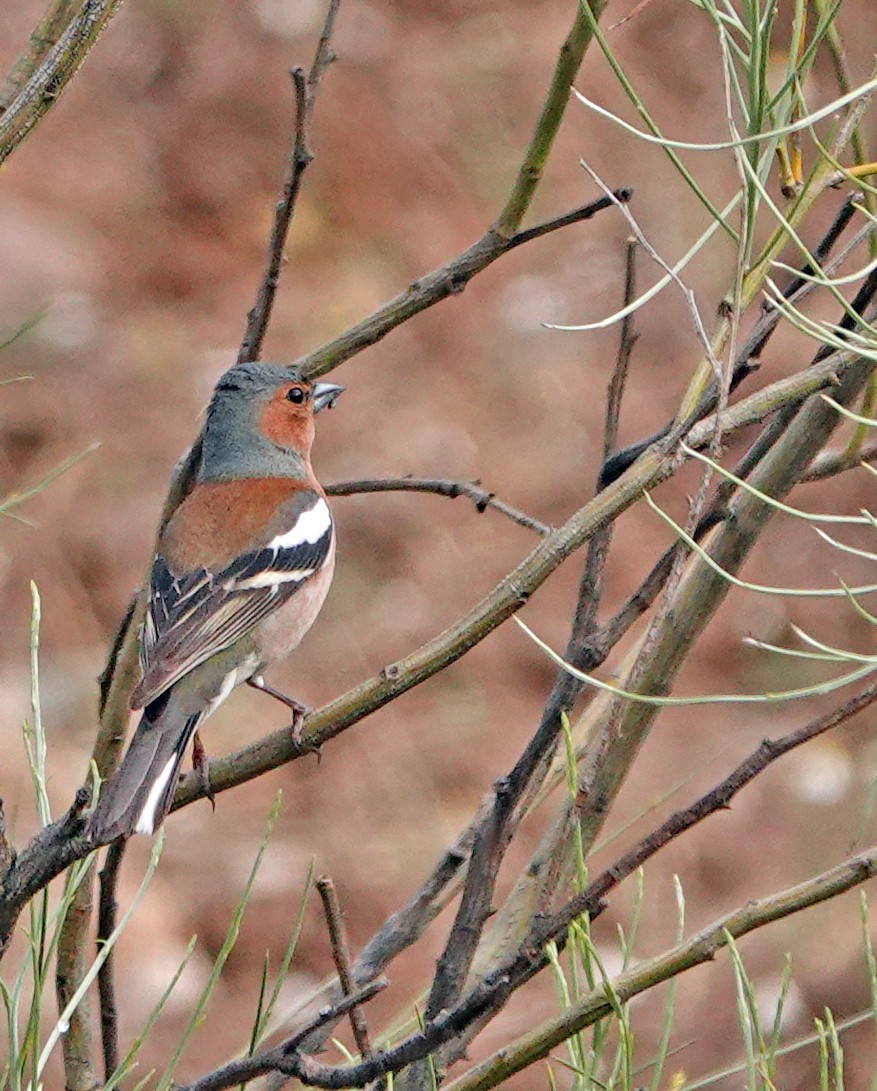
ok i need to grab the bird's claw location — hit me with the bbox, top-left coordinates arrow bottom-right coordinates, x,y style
192,731 -> 216,812
248,677 -> 318,757
290,708 -> 321,760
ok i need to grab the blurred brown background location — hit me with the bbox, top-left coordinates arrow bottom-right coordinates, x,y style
4,1 -> 877,1086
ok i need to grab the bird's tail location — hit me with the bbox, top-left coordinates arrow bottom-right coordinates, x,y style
89,697 -> 201,842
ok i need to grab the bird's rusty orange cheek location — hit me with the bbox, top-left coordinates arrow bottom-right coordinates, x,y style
259,398 -> 315,449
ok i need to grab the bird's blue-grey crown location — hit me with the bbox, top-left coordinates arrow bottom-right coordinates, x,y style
211,362 -> 301,401
199,363 -> 342,483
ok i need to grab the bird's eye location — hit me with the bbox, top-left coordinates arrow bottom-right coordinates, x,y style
287,386 -> 306,404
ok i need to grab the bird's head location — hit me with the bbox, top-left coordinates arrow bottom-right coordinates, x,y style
202,363 -> 344,480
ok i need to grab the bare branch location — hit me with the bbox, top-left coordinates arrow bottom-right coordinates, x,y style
0,0 -> 78,111
326,477 -> 551,536
604,237 -> 639,461
56,859 -> 100,1091
179,979 -> 388,1091
237,0 -> 342,364
503,192 -> 632,252
0,0 -> 124,166
445,849 -> 877,1091
804,438 -> 877,481
296,191 -> 629,380
97,840 -> 125,1080
182,837 -> 877,1091
317,876 -> 374,1060
0,788 -> 91,959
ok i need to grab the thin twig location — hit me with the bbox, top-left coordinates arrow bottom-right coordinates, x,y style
804,439 -> 877,481
767,192 -> 862,316
97,839 -> 125,1080
317,876 -> 374,1060
326,477 -> 550,535
504,192 -> 632,252
599,193 -> 866,487
238,0 -> 341,364
179,979 -> 387,1091
607,0 -> 659,31
604,237 -> 639,461
295,189 -> 629,380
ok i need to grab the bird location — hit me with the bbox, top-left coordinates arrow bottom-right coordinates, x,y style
88,362 -> 344,842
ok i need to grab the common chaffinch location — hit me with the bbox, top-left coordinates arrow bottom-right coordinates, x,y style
88,362 -> 344,841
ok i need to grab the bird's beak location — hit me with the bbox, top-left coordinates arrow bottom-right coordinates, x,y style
313,382 -> 345,413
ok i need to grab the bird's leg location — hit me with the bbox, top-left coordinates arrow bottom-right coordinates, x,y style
247,675 -> 315,753
191,731 -> 216,811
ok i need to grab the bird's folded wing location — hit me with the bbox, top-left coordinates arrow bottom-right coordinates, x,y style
132,493 -> 332,709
